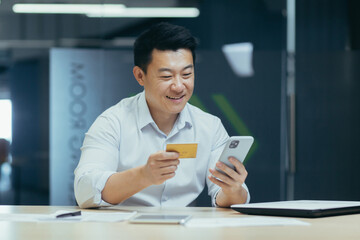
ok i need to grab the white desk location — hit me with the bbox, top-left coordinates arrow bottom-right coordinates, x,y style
0,205 -> 359,240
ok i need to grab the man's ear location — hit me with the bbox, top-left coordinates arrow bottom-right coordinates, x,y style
133,66 -> 146,86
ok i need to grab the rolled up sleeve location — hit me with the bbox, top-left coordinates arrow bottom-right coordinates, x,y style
74,114 -> 120,208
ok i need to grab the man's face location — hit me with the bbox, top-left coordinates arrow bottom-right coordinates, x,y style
137,48 -> 194,119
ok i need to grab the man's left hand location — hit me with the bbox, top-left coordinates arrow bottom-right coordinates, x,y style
208,157 -> 248,207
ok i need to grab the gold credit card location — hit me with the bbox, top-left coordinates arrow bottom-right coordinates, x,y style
166,143 -> 198,159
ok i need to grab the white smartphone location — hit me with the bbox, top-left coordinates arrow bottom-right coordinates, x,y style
215,136 -> 254,175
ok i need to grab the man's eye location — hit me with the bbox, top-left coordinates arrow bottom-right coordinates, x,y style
161,76 -> 172,79
183,73 -> 192,78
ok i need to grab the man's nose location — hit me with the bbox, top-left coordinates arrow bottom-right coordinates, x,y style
171,76 -> 185,91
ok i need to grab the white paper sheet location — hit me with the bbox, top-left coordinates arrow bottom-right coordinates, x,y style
185,216 -> 310,228
0,210 -> 137,222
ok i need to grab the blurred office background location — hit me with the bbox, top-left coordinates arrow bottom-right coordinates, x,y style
0,0 -> 359,206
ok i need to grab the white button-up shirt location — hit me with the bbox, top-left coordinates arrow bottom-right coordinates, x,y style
74,91 -> 250,208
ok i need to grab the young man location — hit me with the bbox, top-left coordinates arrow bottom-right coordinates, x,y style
74,22 -> 250,208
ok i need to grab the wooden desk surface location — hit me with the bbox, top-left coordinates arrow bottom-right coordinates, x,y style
0,205 -> 359,240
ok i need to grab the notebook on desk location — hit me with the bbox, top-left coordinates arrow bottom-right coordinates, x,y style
231,200 -> 360,218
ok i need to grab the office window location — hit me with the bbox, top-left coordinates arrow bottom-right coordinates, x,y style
0,99 -> 12,142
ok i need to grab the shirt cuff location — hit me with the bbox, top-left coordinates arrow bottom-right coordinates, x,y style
242,182 -> 251,204
212,187 -> 222,207
94,171 -> 117,206
213,182 -> 250,207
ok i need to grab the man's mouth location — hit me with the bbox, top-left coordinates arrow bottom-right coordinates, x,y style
166,95 -> 185,100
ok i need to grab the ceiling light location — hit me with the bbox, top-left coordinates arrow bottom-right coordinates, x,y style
12,4 -> 125,15
86,8 -> 200,18
12,4 -> 199,18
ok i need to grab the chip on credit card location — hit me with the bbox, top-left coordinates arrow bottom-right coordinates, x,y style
166,143 -> 198,159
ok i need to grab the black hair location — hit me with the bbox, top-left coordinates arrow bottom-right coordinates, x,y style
134,22 -> 198,73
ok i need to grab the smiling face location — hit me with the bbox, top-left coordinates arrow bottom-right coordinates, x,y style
133,48 -> 194,123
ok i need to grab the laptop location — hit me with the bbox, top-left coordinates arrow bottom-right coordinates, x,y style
231,200 -> 360,218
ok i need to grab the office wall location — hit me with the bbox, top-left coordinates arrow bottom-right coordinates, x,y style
9,57 -> 49,204
295,51 -> 360,200
194,51 -> 282,204
293,0 -> 360,200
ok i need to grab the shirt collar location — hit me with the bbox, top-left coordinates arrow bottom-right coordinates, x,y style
137,91 -> 155,130
176,103 -> 193,130
137,91 -> 193,131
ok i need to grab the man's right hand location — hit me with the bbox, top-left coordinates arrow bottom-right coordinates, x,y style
101,151 -> 180,205
142,151 -> 180,185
